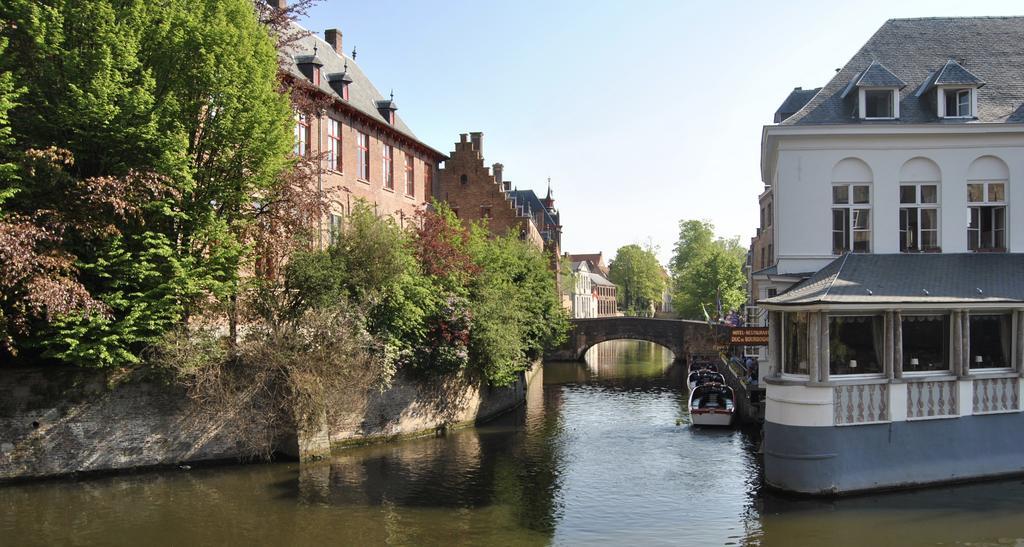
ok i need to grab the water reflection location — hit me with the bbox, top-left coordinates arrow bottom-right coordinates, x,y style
5,340 -> 1024,545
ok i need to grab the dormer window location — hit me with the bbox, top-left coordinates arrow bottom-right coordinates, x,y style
327,62 -> 354,102
862,89 -> 896,119
940,88 -> 974,118
376,93 -> 398,126
842,61 -> 906,121
924,60 -> 985,119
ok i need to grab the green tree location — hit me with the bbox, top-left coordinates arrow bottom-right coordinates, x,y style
670,219 -> 747,320
0,0 -> 297,366
608,244 -> 666,316
468,225 -> 569,386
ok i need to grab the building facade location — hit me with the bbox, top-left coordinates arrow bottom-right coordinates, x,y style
435,133 -> 566,252
282,19 -> 446,242
569,261 -> 597,319
759,17 -> 1024,495
567,253 -> 618,316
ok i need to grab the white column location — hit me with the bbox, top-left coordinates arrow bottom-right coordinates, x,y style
819,313 -> 830,384
808,312 -> 820,384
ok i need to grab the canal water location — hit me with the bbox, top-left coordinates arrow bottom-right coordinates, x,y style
4,340 -> 1024,546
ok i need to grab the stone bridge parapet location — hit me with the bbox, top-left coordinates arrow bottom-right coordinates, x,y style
546,317 -> 727,361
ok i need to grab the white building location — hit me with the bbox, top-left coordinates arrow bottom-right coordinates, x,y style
570,261 -> 597,319
758,17 -> 1024,495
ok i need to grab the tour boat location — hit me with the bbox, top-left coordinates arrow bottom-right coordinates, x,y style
688,383 -> 735,427
687,369 -> 726,391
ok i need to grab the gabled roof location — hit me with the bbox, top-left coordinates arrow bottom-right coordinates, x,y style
762,254 -> 1024,306
842,61 -> 907,97
567,253 -> 608,275
774,87 -> 820,123
933,58 -> 986,87
281,24 -> 444,157
782,17 -> 1024,125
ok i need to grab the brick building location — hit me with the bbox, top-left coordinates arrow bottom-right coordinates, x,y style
281,13 -> 447,244
436,133 -> 562,257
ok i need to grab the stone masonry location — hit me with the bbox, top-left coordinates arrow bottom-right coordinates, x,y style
0,363 -> 539,481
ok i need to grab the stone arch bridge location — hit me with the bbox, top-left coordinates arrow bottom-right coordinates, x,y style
545,317 -> 727,362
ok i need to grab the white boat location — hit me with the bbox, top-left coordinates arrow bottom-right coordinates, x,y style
687,370 -> 726,391
688,383 -> 735,427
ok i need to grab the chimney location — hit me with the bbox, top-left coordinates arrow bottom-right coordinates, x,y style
270,0 -> 287,10
469,132 -> 483,152
325,29 -> 342,54
493,163 -> 503,184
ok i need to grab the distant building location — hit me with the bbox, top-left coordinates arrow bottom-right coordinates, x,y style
569,261 -> 597,318
656,265 -> 673,316
567,253 -> 609,276
435,133 -> 563,259
568,253 -> 617,316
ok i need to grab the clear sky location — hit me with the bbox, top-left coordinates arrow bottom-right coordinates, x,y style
298,0 -> 1023,264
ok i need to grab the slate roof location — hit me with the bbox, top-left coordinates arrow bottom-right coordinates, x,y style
281,24 -> 441,152
570,260 -> 589,272
567,253 -> 608,275
762,254 -> 1024,306
774,88 -> 821,123
933,59 -> 986,87
510,189 -> 557,228
847,61 -> 907,91
782,17 -> 1024,125
589,272 -> 615,287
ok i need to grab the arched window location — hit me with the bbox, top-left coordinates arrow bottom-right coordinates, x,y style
831,158 -> 873,254
898,158 -> 941,252
966,156 -> 1009,252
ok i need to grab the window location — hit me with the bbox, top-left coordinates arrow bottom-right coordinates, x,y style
969,314 -> 1012,369
767,244 -> 773,264
760,208 -> 765,229
294,114 -> 310,157
382,144 -> 394,190
357,132 -> 370,180
481,206 -> 492,219
766,203 -> 773,226
404,153 -> 415,196
340,83 -> 350,101
864,89 -> 895,118
899,184 -> 939,252
326,118 -> 342,172
784,312 -> 809,376
313,66 -> 321,86
968,182 -> 1006,251
902,315 -> 950,373
943,88 -> 972,118
329,213 -> 343,245
829,315 -> 883,375
424,165 -> 432,198
832,184 -> 871,254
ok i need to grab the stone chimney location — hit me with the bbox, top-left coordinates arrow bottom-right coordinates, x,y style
270,0 -> 287,10
325,29 -> 342,54
493,163 -> 503,184
469,132 -> 483,153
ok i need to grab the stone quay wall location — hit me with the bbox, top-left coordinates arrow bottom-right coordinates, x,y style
0,362 -> 541,482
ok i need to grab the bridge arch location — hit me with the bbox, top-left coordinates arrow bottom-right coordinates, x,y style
547,317 -> 726,362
